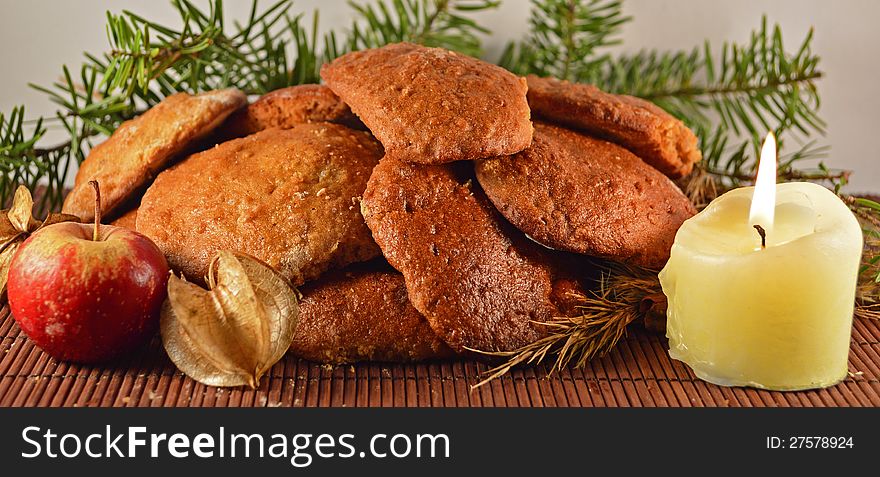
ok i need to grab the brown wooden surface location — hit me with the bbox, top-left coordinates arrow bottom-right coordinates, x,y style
2,303 -> 879,407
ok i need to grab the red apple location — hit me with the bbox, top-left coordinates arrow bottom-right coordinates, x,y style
7,182 -> 168,363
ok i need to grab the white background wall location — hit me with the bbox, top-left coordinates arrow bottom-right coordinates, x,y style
1,0 -> 877,191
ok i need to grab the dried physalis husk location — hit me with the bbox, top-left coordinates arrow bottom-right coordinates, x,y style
0,186 -> 79,294
160,251 -> 299,388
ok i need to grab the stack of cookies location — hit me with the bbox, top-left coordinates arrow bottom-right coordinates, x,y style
63,42 -> 700,363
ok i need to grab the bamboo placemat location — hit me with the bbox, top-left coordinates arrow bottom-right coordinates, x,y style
2,304 -> 879,407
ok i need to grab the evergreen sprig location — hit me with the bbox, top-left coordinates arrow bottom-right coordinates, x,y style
101,0 -> 318,95
850,197 -> 880,293
333,0 -> 500,59
0,0 -> 327,215
500,0 -> 629,81
0,107 -> 71,214
596,18 -> 826,186
503,2 -> 828,190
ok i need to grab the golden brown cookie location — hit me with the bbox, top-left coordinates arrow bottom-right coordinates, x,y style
526,75 -> 701,178
476,123 -> 695,269
62,89 -> 247,221
137,124 -> 382,285
219,84 -> 362,138
362,158 -> 566,353
322,42 -> 533,164
291,262 -> 454,363
109,206 -> 138,230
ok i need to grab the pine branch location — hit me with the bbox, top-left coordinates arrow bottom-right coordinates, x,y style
500,0 -> 629,80
0,0 -> 319,216
337,0 -> 500,58
503,5 -> 828,188
102,0 -> 306,96
847,196 -> 880,317
592,17 -> 826,187
0,107 -> 70,214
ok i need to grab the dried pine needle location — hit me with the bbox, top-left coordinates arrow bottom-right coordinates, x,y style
469,265 -> 660,389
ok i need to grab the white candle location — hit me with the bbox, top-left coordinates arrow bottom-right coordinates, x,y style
659,134 -> 863,390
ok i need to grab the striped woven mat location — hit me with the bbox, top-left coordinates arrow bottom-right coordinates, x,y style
2,304 -> 879,407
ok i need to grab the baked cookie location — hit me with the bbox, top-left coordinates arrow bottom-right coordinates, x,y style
526,75 -> 701,178
322,42 -> 532,164
219,84 -> 362,138
476,123 -> 695,269
291,262 -> 454,363
63,89 -> 247,221
137,124 -> 382,285
362,158 -> 566,352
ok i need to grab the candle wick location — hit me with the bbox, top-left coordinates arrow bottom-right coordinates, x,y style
753,224 -> 767,249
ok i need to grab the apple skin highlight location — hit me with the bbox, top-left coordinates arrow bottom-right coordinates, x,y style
7,222 -> 169,363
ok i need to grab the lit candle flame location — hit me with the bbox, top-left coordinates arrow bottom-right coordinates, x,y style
749,132 -> 777,235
